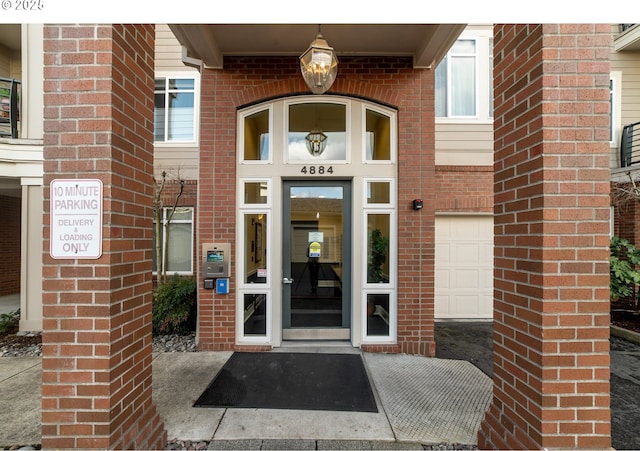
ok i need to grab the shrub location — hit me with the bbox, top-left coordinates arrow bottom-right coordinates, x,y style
152,275 -> 197,336
0,308 -> 20,334
610,236 -> 640,304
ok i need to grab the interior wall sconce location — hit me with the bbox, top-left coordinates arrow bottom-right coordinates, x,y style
299,26 -> 338,94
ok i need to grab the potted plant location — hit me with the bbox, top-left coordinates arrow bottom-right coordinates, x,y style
367,228 -> 389,316
368,228 -> 389,283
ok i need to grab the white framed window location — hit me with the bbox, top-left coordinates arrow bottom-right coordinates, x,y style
362,178 -> 397,344
436,27 -> 494,123
610,71 -> 622,150
436,39 -> 477,118
154,74 -> 199,144
238,105 -> 272,163
363,105 -> 396,163
238,178 -> 272,343
153,207 -> 194,275
284,98 -> 350,163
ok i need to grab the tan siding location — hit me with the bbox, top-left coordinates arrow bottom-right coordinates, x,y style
611,27 -> 640,169
10,49 -> 21,80
154,148 -> 198,180
0,44 -> 10,77
154,25 -> 199,179
435,122 -> 493,166
155,24 -> 195,72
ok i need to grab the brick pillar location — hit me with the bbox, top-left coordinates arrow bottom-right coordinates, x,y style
479,24 -> 612,449
42,25 -> 166,449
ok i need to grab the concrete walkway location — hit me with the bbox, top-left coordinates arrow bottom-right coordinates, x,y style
153,350 -> 492,448
0,348 -> 492,449
2,323 -> 639,449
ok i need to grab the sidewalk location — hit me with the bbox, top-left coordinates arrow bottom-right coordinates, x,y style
0,347 -> 493,449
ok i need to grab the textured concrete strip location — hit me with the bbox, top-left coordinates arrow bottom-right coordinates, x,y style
153,351 -> 233,441
317,439 -> 374,449
213,407 -> 395,441
206,439 -> 263,450
261,439 -> 316,449
0,357 -> 41,446
364,353 -> 492,445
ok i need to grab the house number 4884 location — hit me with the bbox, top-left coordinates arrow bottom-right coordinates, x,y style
300,166 -> 333,175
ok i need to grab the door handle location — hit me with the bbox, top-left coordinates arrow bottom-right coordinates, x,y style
282,277 -> 294,284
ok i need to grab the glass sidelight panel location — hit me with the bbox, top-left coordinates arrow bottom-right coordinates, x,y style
366,293 -> 390,336
366,181 -> 390,204
243,293 -> 267,336
244,182 -> 268,204
365,109 -> 391,161
367,214 -> 390,284
243,213 -> 267,284
244,109 -> 270,160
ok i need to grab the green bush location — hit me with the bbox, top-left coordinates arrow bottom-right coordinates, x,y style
0,309 -> 20,334
610,236 -> 640,302
152,275 -> 197,336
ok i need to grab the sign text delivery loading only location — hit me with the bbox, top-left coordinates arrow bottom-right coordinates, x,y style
50,179 -> 103,259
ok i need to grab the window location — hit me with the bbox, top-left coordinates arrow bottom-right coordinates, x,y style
153,207 -> 194,274
154,76 -> 197,143
610,71 -> 622,149
436,39 -> 477,118
365,108 -> 392,161
243,108 -> 270,161
287,102 -> 347,161
363,178 -> 396,342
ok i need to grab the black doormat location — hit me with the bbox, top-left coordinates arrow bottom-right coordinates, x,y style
193,352 -> 378,413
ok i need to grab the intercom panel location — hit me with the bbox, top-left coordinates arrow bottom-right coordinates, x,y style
202,243 -> 230,278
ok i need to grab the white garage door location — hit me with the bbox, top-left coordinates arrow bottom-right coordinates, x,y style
435,215 -> 493,319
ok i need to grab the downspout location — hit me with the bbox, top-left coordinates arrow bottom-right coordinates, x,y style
180,46 -> 204,71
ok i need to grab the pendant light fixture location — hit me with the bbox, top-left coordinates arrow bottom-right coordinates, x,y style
305,130 -> 328,156
299,26 -> 338,94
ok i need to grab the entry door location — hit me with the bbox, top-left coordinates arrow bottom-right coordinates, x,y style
282,181 -> 351,340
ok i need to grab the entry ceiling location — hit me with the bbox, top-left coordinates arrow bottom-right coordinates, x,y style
169,24 -> 466,69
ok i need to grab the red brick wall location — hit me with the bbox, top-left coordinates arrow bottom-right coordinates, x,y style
435,166 -> 493,213
197,56 -> 438,355
478,24 -> 612,449
42,24 -> 165,449
0,195 -> 20,296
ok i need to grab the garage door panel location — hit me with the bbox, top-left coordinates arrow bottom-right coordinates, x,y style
435,216 -> 493,320
454,243 -> 481,264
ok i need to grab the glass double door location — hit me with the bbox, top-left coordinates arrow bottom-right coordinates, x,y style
282,181 -> 351,340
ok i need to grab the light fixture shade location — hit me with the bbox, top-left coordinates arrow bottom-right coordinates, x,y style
305,131 -> 328,156
300,33 -> 338,94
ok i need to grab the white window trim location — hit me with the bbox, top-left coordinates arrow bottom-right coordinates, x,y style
283,97 -> 352,165
153,206 -> 194,276
237,177 -> 273,343
362,104 -> 398,164
611,71 -> 622,150
361,178 -> 397,344
237,209 -> 272,344
154,72 -> 200,146
436,28 -> 494,124
239,178 -> 273,208
238,104 -> 274,165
